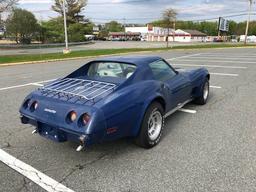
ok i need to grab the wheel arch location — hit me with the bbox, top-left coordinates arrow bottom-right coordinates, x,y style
151,96 -> 166,113
131,94 -> 166,137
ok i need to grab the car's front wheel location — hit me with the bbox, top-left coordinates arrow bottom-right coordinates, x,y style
135,102 -> 164,148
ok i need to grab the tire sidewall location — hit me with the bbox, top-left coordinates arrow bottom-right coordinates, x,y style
202,79 -> 209,103
142,102 -> 165,148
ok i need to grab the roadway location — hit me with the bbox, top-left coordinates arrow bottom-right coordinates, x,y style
0,41 -> 214,56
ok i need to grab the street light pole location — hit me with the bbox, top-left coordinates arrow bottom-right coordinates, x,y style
60,0 -> 70,53
244,0 -> 252,45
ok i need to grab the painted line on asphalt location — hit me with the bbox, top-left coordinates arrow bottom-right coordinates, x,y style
173,64 -> 247,69
178,108 -> 197,114
173,59 -> 255,64
183,56 -> 256,60
210,85 -> 222,89
0,149 -> 75,192
200,54 -> 256,57
210,72 -> 239,77
0,79 -> 56,91
169,53 -> 201,60
31,83 -> 44,87
0,83 -> 32,91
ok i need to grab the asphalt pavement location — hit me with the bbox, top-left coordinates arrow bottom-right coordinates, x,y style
0,48 -> 256,192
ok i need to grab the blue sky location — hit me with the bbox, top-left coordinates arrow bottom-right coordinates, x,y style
18,0 -> 256,23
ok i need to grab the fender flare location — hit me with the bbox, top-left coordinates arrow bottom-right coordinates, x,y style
131,93 -> 166,137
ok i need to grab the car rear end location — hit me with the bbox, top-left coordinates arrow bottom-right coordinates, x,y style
19,78 -> 116,150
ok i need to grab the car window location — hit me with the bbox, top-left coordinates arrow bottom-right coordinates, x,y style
149,60 -> 177,81
87,62 -> 136,79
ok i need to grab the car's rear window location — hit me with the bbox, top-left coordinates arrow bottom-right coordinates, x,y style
87,62 -> 137,79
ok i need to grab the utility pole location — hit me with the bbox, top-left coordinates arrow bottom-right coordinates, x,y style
173,19 -> 176,42
123,18 -> 127,41
60,0 -> 70,54
244,0 -> 252,45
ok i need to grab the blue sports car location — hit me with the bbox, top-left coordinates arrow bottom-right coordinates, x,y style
20,56 -> 210,151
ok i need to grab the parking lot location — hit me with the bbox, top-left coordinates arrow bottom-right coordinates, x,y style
0,47 -> 256,192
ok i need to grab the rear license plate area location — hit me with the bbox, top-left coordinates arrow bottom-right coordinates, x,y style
38,123 -> 67,142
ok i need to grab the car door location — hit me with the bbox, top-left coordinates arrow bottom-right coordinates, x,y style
149,60 -> 192,111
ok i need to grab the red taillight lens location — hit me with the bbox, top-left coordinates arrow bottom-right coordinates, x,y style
69,111 -> 77,122
82,113 -> 90,125
30,101 -> 38,111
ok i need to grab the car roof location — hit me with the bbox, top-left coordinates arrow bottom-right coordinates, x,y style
93,56 -> 162,66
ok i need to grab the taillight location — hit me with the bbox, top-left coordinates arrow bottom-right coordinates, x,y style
23,99 -> 30,109
30,101 -> 38,111
81,113 -> 90,126
69,111 -> 77,122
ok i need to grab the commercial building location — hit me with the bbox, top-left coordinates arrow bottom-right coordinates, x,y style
147,29 -> 207,42
124,25 -> 207,42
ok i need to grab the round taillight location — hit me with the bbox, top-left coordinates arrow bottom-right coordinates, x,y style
82,113 -> 90,125
23,99 -> 30,109
69,111 -> 77,122
30,101 -> 38,111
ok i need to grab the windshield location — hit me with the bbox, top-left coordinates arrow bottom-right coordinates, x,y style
87,62 -> 137,79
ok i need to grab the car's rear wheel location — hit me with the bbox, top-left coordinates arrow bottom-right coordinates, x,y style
135,102 -> 164,148
194,79 -> 209,105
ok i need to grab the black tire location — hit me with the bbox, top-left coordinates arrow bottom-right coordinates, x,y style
193,79 -> 209,105
135,102 -> 164,149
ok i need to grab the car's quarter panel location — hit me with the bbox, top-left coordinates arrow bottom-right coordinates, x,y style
177,68 -> 209,98
96,80 -> 167,139
164,74 -> 192,110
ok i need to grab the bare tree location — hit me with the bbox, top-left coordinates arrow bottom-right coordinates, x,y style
162,8 -> 177,48
0,0 -> 17,13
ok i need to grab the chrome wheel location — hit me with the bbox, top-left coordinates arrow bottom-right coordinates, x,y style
148,110 -> 163,141
203,81 -> 209,101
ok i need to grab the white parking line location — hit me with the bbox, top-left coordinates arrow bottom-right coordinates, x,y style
172,59 -> 255,64
210,86 -> 222,89
182,56 -> 256,60
31,83 -> 44,87
173,64 -> 247,69
200,54 -> 256,58
169,53 -> 201,60
210,72 -> 239,77
0,79 -> 56,91
0,149 -> 74,192
179,108 -> 197,114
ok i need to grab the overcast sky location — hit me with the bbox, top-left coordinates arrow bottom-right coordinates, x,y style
18,0 -> 256,23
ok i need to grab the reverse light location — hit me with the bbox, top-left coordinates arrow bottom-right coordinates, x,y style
81,113 -> 91,126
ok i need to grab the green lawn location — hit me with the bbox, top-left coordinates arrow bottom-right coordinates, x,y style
0,43 -> 255,65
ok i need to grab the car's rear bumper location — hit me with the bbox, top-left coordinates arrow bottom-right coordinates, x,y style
20,115 -> 89,145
